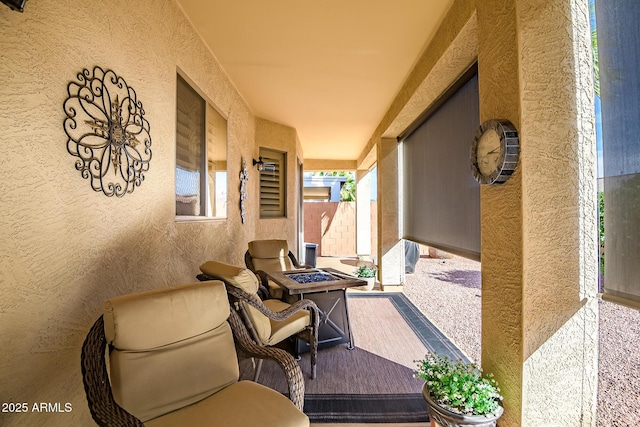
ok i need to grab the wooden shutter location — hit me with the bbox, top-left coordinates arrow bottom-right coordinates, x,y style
259,149 -> 286,218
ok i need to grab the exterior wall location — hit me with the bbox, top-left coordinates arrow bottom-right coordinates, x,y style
478,0 -> 599,424
370,201 -> 378,261
362,0 -> 598,424
0,1 -> 296,426
377,138 -> 404,286
254,118 -> 302,246
302,200 -> 377,260
303,202 -> 356,256
356,169 -> 371,256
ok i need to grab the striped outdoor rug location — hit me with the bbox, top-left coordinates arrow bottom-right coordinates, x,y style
238,292 -> 469,424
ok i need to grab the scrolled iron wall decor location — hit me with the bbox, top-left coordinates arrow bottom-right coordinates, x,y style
239,157 -> 249,224
64,66 -> 152,197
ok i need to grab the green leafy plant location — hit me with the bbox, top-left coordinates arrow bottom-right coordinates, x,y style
354,265 -> 376,278
415,354 -> 502,416
599,190 -> 604,276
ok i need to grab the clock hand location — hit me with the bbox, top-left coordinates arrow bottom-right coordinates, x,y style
487,146 -> 501,154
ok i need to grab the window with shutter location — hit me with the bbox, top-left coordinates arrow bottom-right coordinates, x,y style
175,74 -> 228,219
259,148 -> 286,218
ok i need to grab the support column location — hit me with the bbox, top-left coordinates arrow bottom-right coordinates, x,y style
377,138 -> 403,289
478,0 -> 598,425
356,169 -> 372,259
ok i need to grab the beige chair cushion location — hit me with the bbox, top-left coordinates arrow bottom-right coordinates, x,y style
199,261 -> 274,342
103,281 -> 239,422
263,299 -> 311,346
145,380 -> 309,427
199,260 -> 260,295
267,279 -> 285,300
243,301 -> 273,343
248,239 -> 295,271
242,299 -> 309,345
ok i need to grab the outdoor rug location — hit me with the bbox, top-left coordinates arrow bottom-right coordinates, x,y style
238,292 -> 469,424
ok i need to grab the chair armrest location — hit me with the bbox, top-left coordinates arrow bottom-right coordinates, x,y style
225,286 -> 320,366
244,250 -> 255,271
288,251 -> 312,269
81,316 -> 144,427
227,309 -> 306,410
226,285 -> 320,326
253,270 -> 272,300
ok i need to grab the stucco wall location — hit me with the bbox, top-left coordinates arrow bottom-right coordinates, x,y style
254,118 -> 302,245
366,0 -> 598,425
0,1 -> 293,425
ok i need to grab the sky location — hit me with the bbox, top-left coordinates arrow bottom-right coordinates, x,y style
591,0 -> 604,178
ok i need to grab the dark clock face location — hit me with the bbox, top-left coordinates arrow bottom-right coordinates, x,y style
471,120 -> 519,185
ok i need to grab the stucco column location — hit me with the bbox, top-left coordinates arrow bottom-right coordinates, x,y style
377,137 -> 404,288
478,0 -> 598,426
356,169 -> 372,258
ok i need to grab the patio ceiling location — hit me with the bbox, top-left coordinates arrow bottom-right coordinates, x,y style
176,0 -> 454,161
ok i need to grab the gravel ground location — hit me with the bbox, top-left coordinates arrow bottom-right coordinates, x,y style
403,254 -> 640,427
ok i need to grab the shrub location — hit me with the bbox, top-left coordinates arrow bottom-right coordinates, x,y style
415,354 -> 502,416
354,265 -> 376,278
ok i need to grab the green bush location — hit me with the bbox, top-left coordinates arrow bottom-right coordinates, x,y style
354,265 -> 376,278
599,190 -> 604,275
415,354 -> 502,416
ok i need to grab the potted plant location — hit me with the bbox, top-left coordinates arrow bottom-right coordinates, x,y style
353,265 -> 376,291
415,354 -> 503,427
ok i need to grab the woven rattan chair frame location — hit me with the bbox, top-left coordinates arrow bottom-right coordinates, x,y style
197,274 -> 319,380
81,309 -> 306,426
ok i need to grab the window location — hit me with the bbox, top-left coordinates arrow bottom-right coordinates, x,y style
259,148 -> 286,218
175,74 -> 227,219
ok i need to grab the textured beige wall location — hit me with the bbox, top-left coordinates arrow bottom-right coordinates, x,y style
0,1 -> 297,425
516,0 -> 598,424
254,118 -> 302,247
478,0 -> 599,424
377,138 -> 403,287
476,1 -> 524,425
368,0 -> 477,289
365,0 -> 598,424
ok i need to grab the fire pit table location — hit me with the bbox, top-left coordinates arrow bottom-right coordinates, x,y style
265,267 -> 366,351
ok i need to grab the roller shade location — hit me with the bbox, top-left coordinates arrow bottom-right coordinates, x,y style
596,0 -> 640,308
401,69 -> 480,260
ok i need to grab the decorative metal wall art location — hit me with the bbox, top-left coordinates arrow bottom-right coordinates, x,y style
239,157 -> 249,224
64,66 -> 152,197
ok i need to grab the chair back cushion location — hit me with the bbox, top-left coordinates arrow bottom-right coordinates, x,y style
248,239 -> 294,272
103,281 -> 239,422
199,260 -> 260,295
199,260 -> 272,343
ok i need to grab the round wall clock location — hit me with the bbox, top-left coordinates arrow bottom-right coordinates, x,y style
470,119 -> 519,185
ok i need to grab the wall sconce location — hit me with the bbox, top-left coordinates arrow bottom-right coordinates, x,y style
253,157 -> 266,171
253,157 -> 276,172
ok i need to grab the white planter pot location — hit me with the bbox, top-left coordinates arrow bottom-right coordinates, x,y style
358,277 -> 375,291
422,384 -> 503,427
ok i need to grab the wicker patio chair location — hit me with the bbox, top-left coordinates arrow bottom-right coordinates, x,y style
81,281 -> 308,427
198,260 -> 319,380
244,239 -> 312,299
